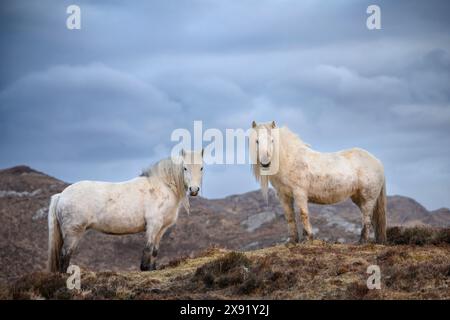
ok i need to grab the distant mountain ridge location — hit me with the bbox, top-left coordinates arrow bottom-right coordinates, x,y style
1,165 -> 449,283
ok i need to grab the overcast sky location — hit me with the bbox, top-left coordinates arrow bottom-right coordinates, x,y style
1,0 -> 449,209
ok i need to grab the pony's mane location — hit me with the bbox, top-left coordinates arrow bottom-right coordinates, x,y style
251,125 -> 311,200
279,126 -> 311,149
141,158 -> 189,212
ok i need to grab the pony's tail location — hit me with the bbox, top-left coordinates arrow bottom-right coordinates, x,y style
372,181 -> 387,244
47,193 -> 63,272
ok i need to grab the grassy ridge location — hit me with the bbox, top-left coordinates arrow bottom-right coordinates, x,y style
2,227 -> 449,300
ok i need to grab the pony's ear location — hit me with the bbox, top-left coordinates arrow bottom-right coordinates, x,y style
201,148 -> 204,158
271,121 -> 276,128
252,120 -> 257,128
180,149 -> 186,158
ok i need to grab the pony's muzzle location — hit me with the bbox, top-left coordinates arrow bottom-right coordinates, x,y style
261,162 -> 271,168
189,186 -> 200,196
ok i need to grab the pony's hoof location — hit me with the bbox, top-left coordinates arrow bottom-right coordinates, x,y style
301,235 -> 314,243
140,263 -> 155,271
358,238 -> 369,245
285,237 -> 299,245
140,265 -> 149,271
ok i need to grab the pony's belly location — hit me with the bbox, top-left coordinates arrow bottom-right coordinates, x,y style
91,223 -> 146,235
308,193 -> 349,205
308,186 -> 354,205
91,213 -> 146,235
306,170 -> 358,204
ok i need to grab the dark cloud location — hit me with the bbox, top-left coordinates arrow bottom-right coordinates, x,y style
0,0 -> 449,209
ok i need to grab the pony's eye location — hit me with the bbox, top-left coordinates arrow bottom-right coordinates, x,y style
200,167 -> 203,171
184,167 -> 187,171
256,139 -> 259,144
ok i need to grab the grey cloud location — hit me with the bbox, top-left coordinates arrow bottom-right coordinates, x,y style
0,63 -> 182,163
0,0 -> 450,209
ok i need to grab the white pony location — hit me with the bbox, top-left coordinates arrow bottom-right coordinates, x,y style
47,149 -> 204,272
250,121 -> 386,244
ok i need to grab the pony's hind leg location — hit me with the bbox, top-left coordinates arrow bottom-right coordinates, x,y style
279,193 -> 299,243
299,206 -> 314,241
59,231 -> 83,273
357,199 -> 376,244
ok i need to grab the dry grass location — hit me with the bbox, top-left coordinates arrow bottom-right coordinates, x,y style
2,229 -> 450,300
387,226 -> 450,245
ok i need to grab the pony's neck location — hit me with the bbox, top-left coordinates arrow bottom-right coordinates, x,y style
277,127 -> 310,170
146,158 -> 188,206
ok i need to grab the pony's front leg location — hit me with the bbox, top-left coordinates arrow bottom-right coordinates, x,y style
140,223 -> 161,271
294,192 -> 313,242
140,244 -> 155,271
278,193 -> 299,243
149,224 -> 173,267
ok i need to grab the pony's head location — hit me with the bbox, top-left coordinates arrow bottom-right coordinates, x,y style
249,121 -> 279,200
180,149 -> 204,197
250,120 -> 278,171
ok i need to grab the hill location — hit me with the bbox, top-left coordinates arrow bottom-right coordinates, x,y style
1,165 -> 449,284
